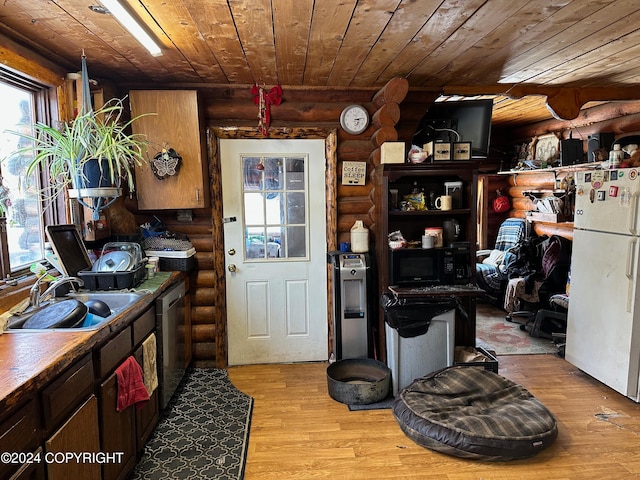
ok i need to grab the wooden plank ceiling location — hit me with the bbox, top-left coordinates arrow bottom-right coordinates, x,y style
0,0 -> 639,127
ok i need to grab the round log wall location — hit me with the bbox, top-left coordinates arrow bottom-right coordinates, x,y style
504,169 -> 574,240
125,82 -> 414,367
124,81 -> 640,367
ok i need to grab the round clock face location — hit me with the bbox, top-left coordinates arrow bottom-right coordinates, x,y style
340,104 -> 369,135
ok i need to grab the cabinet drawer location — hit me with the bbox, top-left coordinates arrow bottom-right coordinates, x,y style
0,401 -> 41,479
132,306 -> 155,346
95,326 -> 133,378
41,354 -> 94,431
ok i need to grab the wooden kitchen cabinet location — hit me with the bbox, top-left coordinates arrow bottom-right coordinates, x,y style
42,355 -> 100,480
45,395 -> 101,480
6,447 -> 45,480
41,354 -> 94,431
133,341 -> 159,452
0,400 -> 42,480
129,90 -> 209,210
97,305 -> 159,479
94,326 -> 133,379
98,373 -> 137,480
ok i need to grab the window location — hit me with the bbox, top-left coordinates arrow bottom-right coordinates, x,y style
242,155 -> 308,260
0,68 -> 58,277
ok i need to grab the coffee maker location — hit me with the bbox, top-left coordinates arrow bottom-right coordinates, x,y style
442,219 -> 460,246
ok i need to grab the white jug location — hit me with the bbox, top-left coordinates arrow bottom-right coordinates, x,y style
350,220 -> 369,253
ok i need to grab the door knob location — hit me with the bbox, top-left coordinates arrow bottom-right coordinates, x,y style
228,264 -> 237,272
228,248 -> 236,256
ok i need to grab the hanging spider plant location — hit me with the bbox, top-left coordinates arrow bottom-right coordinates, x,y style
3,96 -> 152,207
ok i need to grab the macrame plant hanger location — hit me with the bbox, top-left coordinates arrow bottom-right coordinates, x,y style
67,51 -> 121,220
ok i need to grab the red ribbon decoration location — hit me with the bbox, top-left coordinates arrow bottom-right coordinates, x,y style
251,84 -> 283,136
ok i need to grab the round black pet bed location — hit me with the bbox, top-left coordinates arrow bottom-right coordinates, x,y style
392,366 -> 557,461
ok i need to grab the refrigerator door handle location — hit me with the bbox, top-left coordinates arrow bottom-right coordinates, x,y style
626,238 -> 636,279
630,192 -> 640,235
626,238 -> 638,312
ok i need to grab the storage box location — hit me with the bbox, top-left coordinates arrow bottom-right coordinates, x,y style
454,346 -> 498,373
381,142 -> 405,164
146,247 -> 197,272
158,255 -> 197,272
78,263 -> 146,291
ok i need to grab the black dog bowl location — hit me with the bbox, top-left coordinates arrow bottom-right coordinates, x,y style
327,358 -> 391,405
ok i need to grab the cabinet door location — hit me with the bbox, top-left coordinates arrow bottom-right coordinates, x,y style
130,90 -> 209,210
99,372 -> 137,480
0,401 -> 41,480
45,395 -> 101,480
133,343 -> 159,452
7,447 -> 45,480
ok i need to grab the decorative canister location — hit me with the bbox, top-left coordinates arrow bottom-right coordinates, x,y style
350,220 -> 369,253
424,227 -> 443,248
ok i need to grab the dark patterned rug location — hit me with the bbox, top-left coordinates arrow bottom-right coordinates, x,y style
128,368 -> 253,480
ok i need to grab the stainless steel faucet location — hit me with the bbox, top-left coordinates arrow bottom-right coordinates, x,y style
29,276 -> 84,309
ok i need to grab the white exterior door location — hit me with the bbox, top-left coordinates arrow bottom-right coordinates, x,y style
220,139 -> 328,365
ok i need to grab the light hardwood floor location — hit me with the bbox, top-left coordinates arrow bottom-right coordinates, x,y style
228,355 -> 640,480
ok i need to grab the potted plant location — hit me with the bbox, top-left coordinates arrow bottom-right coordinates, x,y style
3,96 -> 152,210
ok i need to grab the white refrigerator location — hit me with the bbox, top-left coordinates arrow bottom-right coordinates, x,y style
566,167 -> 640,401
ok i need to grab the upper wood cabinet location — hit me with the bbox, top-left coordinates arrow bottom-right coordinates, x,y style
129,90 -> 209,210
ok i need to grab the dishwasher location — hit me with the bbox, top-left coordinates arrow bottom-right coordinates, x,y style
156,281 -> 187,410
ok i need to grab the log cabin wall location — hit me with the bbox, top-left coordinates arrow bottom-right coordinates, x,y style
491,100 -> 640,243
85,88 -> 640,368
125,82 -> 409,367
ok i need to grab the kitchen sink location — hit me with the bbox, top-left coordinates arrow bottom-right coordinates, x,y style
4,291 -> 147,332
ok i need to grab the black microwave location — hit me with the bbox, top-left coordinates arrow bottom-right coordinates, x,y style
388,243 -> 471,286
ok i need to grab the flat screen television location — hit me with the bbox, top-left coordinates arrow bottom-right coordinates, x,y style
411,99 -> 494,158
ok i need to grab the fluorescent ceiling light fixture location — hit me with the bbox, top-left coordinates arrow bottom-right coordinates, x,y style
99,0 -> 162,56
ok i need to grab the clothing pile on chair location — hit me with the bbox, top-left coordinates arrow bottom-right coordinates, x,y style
503,235 -> 572,322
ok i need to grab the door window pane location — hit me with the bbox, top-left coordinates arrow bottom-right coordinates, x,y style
244,192 -> 265,224
287,192 -> 305,224
286,226 -> 306,258
242,155 -> 308,261
265,193 -> 284,225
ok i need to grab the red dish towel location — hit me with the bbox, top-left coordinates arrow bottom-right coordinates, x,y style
115,356 -> 150,412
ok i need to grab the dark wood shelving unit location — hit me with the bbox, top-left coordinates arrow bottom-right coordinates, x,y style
372,162 -> 479,361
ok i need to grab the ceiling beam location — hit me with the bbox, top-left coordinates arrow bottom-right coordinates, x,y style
444,85 -> 640,121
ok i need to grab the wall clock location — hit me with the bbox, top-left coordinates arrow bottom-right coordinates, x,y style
340,104 -> 370,135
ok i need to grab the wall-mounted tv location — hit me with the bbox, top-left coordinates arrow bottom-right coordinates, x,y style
411,99 -> 494,158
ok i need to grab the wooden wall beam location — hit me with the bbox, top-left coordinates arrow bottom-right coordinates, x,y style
445,85 -> 640,121
505,100 -> 640,141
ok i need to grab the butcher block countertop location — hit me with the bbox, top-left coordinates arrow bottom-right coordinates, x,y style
0,271 -> 182,414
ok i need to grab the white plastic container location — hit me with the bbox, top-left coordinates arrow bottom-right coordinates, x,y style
609,144 -> 624,168
350,220 -> 369,253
